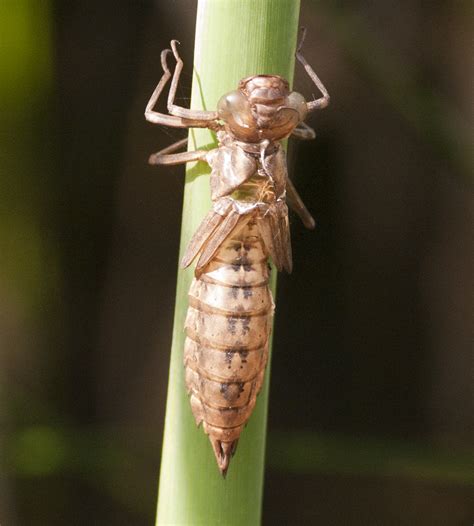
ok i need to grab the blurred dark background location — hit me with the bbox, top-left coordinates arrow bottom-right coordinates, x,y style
1,1 -> 473,524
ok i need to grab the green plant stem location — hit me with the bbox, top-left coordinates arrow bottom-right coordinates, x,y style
156,1 -> 301,524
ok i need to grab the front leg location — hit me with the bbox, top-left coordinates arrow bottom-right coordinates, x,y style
145,49 -> 219,130
166,40 -> 220,125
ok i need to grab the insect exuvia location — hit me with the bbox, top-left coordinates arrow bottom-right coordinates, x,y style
145,31 -> 329,476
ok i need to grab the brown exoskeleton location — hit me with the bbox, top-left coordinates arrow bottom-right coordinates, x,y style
145,32 -> 329,476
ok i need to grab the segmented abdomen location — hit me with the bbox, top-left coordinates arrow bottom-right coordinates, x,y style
184,217 -> 274,474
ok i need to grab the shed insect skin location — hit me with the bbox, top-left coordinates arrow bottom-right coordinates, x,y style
145,31 -> 329,476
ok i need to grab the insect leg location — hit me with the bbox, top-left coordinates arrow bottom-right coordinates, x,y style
286,177 -> 316,230
296,29 -> 330,112
166,40 -> 220,126
291,121 -> 316,140
148,137 -> 208,165
145,49 -> 217,129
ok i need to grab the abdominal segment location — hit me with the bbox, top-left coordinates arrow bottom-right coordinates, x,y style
183,218 -> 274,475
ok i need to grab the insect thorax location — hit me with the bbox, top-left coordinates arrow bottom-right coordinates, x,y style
208,138 -> 287,204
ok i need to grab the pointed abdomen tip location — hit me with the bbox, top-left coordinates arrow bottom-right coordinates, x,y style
210,437 -> 239,477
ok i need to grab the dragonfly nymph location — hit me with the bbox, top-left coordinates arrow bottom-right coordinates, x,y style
145,34 -> 329,476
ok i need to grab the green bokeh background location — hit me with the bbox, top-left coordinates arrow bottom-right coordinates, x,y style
0,1 -> 472,525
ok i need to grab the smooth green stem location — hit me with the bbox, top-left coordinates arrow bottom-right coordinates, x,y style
156,1 -> 301,524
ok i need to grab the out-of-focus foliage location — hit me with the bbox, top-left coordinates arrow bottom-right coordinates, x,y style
0,0 -> 58,315
1,1 -> 472,525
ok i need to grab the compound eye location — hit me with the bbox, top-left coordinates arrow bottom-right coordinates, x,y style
287,91 -> 308,120
217,90 -> 253,127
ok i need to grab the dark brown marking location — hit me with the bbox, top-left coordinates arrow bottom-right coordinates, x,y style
241,317 -> 251,335
185,360 -> 261,384
200,274 -> 269,288
238,349 -> 249,363
188,297 -> 269,317
231,254 -> 254,272
220,383 -> 230,400
212,254 -> 267,265
224,349 -> 233,369
228,241 -> 242,253
185,328 -> 265,352
227,316 -> 238,335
